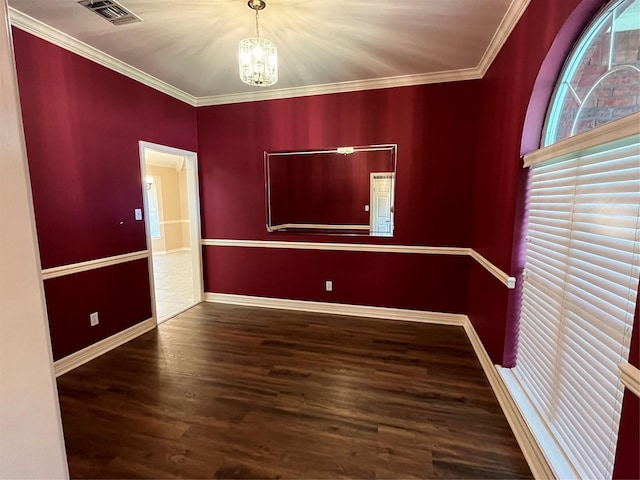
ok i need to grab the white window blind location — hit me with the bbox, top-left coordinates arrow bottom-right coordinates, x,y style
514,137 -> 640,480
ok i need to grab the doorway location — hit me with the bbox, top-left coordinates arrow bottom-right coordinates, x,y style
139,141 -> 203,324
370,172 -> 395,236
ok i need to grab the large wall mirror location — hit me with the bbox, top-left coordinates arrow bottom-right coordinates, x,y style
265,144 -> 397,236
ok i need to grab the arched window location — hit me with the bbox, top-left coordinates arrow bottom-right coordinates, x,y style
545,0 -> 640,145
503,1 -> 640,479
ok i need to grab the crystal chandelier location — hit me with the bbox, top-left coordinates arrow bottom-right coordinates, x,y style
239,0 -> 278,87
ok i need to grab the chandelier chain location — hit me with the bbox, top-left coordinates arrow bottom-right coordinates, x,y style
255,10 -> 260,38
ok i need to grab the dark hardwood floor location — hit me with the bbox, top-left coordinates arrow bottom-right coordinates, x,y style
57,303 -> 532,479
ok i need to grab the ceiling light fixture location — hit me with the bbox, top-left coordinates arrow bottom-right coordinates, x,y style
239,0 -> 278,87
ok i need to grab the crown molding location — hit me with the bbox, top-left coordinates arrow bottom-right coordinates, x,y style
9,0 -> 532,107
8,7 -> 197,106
197,0 -> 532,106
194,68 -> 483,106
477,0 -> 532,76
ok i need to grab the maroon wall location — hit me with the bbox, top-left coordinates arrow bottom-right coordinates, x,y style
466,0 -> 636,475
12,3 -> 638,475
269,150 -> 393,226
197,82 -> 481,312
13,28 -> 197,358
44,260 -> 152,360
466,0 -> 606,364
203,247 -> 469,312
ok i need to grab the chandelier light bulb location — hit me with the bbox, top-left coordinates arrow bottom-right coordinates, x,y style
238,0 -> 278,87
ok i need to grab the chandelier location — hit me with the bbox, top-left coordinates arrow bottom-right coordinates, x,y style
239,0 -> 278,87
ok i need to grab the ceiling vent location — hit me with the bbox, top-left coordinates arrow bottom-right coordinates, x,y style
78,0 -> 142,26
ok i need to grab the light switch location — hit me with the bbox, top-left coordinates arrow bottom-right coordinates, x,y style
365,205 -> 370,212
134,208 -> 142,220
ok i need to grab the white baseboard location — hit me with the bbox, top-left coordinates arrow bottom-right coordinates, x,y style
205,292 -> 467,326
53,318 -> 156,377
463,319 -> 555,480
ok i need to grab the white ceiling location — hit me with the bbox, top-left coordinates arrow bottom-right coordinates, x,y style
8,0 -> 529,105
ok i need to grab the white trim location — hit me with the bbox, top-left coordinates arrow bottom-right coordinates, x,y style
469,250 -> 517,288
201,238 -> 469,256
196,0 -> 530,107
8,8 -> 196,106
205,293 -> 466,326
8,1 -> 529,107
523,112 -> 640,167
159,219 -> 189,225
463,319 -> 556,480
53,318 -> 156,376
268,223 -> 370,232
620,362 -> 640,398
41,250 -> 149,280
8,0 -> 530,107
194,68 -> 483,106
477,0 -> 532,76
501,367 -> 586,479
201,239 -> 515,288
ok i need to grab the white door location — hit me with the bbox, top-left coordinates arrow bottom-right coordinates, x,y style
370,173 -> 394,236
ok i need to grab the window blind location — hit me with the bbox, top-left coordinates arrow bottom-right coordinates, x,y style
513,138 -> 640,480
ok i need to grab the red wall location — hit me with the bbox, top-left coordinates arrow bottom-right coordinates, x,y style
269,150 -> 393,226
204,247 -> 469,313
466,0 -> 607,364
197,83 -> 481,311
13,28 -> 197,358
44,260 -> 152,360
466,0 -> 637,475
12,3 -> 638,475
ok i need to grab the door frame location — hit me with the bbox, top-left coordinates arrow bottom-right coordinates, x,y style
138,141 -> 203,324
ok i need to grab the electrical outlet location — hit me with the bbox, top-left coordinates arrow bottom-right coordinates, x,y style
90,312 -> 99,327
325,280 -> 333,292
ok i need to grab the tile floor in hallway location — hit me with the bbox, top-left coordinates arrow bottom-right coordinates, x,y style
152,250 -> 195,321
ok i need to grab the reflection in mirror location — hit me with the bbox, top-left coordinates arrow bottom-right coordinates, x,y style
265,144 -> 397,236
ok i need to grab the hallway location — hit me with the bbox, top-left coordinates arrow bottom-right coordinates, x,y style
152,250 -> 194,321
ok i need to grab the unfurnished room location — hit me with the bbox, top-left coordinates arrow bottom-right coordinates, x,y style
1,0 -> 639,479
